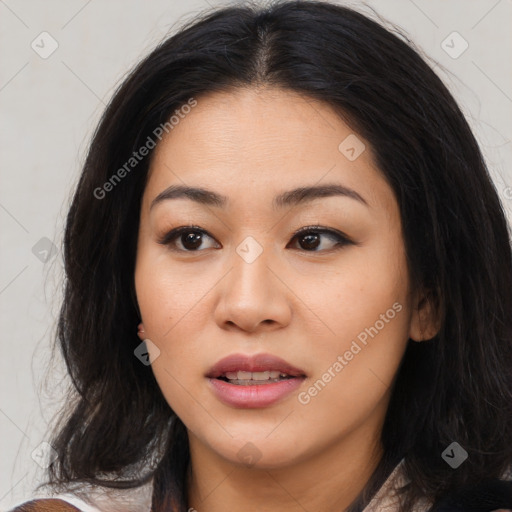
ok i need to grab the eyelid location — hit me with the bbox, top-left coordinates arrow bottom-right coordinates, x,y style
291,225 -> 354,244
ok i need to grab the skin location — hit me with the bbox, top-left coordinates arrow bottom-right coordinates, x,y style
134,86 -> 438,512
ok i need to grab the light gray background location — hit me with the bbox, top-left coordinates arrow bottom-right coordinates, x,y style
1,0 -> 511,509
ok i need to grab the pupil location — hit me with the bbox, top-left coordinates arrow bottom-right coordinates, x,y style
183,232 -> 202,250
301,233 -> 319,250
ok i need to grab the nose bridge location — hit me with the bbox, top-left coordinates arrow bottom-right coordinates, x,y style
230,233 -> 273,300
214,234 -> 291,332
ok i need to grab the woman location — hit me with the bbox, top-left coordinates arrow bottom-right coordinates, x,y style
10,1 -> 512,511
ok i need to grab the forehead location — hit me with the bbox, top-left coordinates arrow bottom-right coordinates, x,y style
144,87 -> 393,214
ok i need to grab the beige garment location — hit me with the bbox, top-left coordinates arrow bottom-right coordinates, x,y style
364,460 -> 512,512
362,458 -> 432,512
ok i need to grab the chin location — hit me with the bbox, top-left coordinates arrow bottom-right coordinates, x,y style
206,434 -> 305,470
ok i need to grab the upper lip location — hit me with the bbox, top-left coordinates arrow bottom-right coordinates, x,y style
206,353 -> 306,378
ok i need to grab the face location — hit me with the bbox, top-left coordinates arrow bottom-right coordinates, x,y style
135,87 -> 433,470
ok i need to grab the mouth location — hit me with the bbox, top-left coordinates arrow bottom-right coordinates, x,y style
206,352 -> 306,381
216,370 -> 297,386
206,353 -> 306,408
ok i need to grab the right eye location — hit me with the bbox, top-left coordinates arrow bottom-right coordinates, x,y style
157,225 -> 220,252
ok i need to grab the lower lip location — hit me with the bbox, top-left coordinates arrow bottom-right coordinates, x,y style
208,377 -> 305,408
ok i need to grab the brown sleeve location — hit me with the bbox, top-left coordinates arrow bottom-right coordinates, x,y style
8,499 -> 82,512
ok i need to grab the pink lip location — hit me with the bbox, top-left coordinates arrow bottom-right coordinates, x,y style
206,353 -> 306,409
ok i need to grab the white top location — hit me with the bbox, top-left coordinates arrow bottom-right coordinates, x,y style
44,494 -> 106,512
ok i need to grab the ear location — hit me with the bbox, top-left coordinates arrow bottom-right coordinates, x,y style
409,289 -> 441,342
137,322 -> 145,340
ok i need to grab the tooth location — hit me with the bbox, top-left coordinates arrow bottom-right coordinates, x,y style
252,371 -> 270,380
223,370 -> 290,382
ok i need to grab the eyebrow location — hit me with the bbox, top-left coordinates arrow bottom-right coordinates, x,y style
149,182 -> 369,212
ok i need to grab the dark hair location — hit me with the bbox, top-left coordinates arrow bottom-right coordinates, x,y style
43,1 -> 512,511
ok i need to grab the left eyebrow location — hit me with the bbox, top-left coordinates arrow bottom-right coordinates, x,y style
149,182 -> 369,212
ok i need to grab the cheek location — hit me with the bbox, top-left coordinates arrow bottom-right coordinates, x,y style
134,254 -> 204,417
134,244 -> 214,396
294,296 -> 410,441
311,235 -> 410,351
299,235 -> 411,413
135,242 -> 209,339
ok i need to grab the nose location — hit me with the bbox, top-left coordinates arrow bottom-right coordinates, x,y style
213,244 -> 292,334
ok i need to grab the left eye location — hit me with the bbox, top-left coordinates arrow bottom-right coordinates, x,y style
288,226 -> 352,252
158,225 -> 352,253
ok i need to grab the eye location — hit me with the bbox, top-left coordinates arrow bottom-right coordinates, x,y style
157,225 -> 219,252
158,224 -> 353,253
287,225 -> 353,252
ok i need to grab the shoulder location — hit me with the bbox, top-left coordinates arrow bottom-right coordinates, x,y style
8,482 -> 153,512
8,499 -> 82,511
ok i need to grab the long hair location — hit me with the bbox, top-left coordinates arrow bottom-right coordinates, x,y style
43,1 -> 512,511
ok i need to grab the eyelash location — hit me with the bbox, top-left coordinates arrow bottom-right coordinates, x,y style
157,224 -> 354,253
